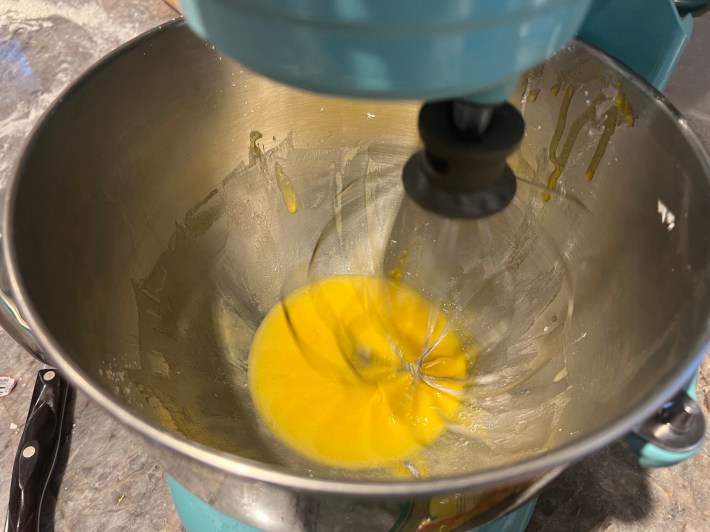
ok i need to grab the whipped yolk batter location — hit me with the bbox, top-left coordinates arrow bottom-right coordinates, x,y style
248,275 -> 470,469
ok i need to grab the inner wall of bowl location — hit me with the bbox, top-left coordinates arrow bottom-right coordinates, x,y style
11,25 -> 710,482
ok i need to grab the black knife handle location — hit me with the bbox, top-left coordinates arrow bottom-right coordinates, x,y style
5,369 -> 69,532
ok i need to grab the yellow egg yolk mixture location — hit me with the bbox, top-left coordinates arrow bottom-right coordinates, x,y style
248,275 -> 471,469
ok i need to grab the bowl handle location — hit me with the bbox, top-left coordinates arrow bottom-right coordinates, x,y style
0,227 -> 44,361
626,372 -> 706,467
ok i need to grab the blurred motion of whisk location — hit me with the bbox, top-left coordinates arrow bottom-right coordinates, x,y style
279,97 -> 581,442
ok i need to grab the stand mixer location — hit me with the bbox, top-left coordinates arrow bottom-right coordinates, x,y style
168,0 -> 707,529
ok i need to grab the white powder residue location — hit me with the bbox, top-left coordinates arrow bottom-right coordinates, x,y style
0,1 -> 174,186
3,0 -> 142,41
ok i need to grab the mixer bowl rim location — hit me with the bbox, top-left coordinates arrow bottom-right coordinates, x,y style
4,19 -> 710,497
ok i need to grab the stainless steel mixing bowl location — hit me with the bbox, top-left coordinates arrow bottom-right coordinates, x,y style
3,20 -> 710,528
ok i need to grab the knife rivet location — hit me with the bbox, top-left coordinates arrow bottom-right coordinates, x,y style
22,445 -> 36,459
44,371 -> 56,381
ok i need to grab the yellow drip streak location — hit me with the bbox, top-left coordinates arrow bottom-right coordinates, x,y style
249,130 -> 263,162
585,110 -> 618,181
615,91 -> 635,127
546,88 -> 624,199
519,65 -> 543,102
520,76 -> 529,99
274,161 -> 298,214
584,89 -> 635,181
544,86 -> 575,200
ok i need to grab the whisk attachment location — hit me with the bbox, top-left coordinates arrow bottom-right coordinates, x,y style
255,100 -> 580,473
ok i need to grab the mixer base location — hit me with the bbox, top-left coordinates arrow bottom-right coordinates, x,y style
168,477 -> 537,532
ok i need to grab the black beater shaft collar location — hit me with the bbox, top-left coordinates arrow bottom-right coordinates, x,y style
402,99 -> 525,219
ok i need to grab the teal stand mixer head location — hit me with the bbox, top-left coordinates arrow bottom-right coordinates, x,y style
179,0 -> 593,102
171,1 -> 705,530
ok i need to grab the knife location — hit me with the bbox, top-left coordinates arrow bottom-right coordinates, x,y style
5,369 -> 70,532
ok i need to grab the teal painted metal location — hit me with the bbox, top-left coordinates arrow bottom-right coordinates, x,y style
169,475 -> 536,532
181,0 -> 592,101
578,0 -> 693,90
626,373 -> 705,468
475,498 -> 537,532
168,478 -> 260,532
627,437 -> 699,469
463,80 -> 520,106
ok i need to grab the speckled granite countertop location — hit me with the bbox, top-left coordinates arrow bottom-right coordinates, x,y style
1,2 -> 709,531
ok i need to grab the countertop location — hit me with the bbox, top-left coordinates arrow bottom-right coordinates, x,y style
1,2 -> 709,531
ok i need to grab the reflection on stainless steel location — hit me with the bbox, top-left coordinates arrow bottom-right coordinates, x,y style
0,273 -> 41,359
3,20 -> 710,528
634,388 -> 706,453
